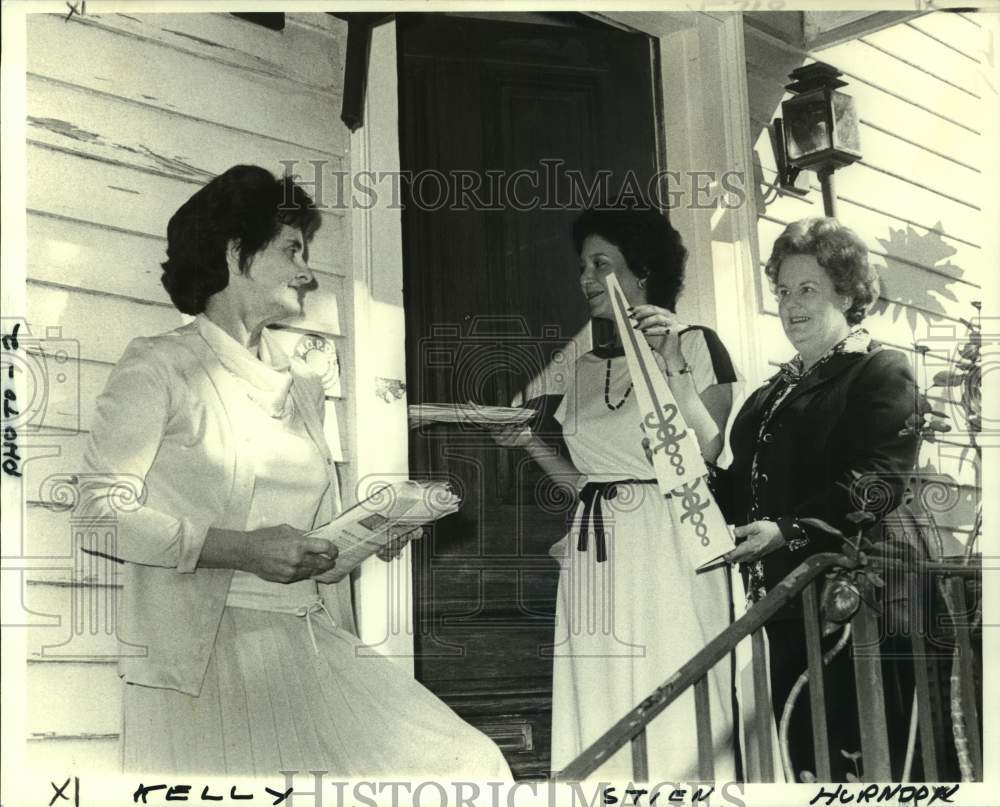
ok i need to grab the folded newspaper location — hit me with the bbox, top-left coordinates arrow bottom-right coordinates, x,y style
408,402 -> 535,429
310,479 -> 460,583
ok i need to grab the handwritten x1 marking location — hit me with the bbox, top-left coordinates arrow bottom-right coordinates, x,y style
49,777 -> 79,806
64,1 -> 86,22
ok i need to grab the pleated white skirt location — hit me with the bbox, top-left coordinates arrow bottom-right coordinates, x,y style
121,606 -> 512,779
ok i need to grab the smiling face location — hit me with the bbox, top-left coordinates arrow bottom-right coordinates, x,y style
775,253 -> 852,362
229,224 -> 315,325
579,234 -> 648,320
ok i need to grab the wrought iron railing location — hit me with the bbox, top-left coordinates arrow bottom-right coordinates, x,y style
554,552 -> 982,783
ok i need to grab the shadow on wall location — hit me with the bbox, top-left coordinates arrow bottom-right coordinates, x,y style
870,223 -> 969,333
872,225 -> 981,562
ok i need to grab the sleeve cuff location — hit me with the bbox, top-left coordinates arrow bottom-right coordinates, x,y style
776,516 -> 810,552
175,513 -> 215,573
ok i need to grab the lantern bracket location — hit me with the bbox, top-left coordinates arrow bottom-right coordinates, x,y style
769,117 -> 810,198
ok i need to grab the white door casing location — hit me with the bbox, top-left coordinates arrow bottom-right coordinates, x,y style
348,20 -> 415,669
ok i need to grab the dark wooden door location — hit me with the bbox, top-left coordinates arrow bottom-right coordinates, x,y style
398,13 -> 658,778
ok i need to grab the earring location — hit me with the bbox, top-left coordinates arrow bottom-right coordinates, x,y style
638,278 -> 647,289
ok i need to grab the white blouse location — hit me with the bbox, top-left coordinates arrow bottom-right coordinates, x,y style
192,315 -> 332,612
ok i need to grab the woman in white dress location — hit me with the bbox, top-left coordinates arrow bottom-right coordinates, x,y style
495,206 -> 740,781
82,165 -> 512,779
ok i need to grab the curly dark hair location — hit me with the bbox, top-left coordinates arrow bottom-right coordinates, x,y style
160,165 -> 322,315
764,217 -> 879,325
571,205 -> 687,310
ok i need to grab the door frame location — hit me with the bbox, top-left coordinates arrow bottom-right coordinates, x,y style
348,18 -> 416,668
347,10 -> 762,659
596,11 -> 764,389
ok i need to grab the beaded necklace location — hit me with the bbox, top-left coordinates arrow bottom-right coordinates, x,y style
603,358 -> 633,410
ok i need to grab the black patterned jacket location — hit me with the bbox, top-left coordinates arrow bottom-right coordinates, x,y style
710,342 -> 922,616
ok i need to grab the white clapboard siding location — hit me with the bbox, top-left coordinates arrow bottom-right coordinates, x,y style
27,14 -> 347,157
27,74 -> 345,197
25,503 -> 77,559
907,14 -> 983,58
68,12 -> 344,95
28,662 -> 122,736
27,146 -> 347,278
22,579 -> 124,662
837,169 -> 982,251
757,164 -> 983,257
849,124 -> 979,208
757,155 -> 983,276
26,736 -> 120,773
775,159 -> 982,247
830,40 -> 979,133
862,24 -> 981,93
756,173 -> 984,284
839,76 -> 980,164
28,356 -> 110,436
28,213 -> 171,305
28,283 -> 187,366
23,431 -> 88,505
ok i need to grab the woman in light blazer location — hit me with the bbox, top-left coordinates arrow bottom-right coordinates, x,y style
82,165 -> 511,778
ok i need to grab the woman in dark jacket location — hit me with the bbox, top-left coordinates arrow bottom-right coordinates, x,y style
711,217 -> 922,781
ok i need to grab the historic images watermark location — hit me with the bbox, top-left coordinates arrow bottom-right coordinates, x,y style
277,159 -> 748,213
273,773 -> 749,807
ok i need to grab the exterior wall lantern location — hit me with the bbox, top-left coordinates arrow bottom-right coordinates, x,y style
772,61 -> 862,217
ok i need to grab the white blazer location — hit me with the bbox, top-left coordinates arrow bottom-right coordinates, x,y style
81,318 -> 356,696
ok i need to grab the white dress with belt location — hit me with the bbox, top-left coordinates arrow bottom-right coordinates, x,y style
549,330 -> 740,781
119,316 -> 511,778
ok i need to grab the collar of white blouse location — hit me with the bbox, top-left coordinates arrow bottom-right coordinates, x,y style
195,314 -> 293,418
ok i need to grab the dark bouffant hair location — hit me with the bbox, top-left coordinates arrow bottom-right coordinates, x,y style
160,165 -> 322,315
571,205 -> 687,311
765,217 -> 879,326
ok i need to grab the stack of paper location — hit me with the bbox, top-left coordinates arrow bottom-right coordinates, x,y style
310,479 -> 460,582
408,402 -> 535,429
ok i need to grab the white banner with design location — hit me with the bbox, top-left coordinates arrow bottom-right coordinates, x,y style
607,276 -> 780,780
606,274 -> 733,568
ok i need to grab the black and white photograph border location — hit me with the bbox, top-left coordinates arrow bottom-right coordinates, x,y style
1,1 -> 998,806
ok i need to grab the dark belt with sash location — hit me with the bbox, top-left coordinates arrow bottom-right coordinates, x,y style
576,479 -> 656,562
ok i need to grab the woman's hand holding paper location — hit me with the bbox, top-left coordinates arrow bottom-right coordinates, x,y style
377,526 -> 425,562
487,421 -> 538,450
240,524 -> 339,583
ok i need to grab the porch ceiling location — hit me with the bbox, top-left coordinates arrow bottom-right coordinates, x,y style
744,9 -> 927,52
